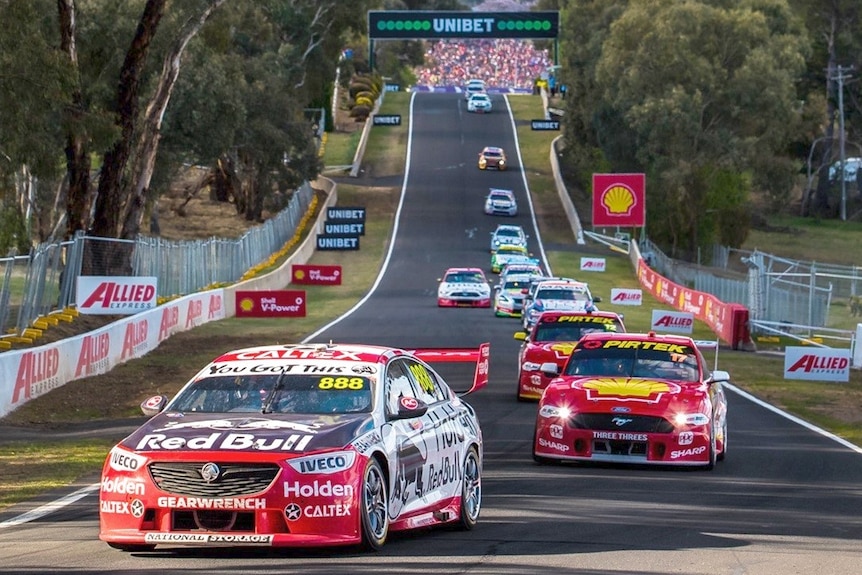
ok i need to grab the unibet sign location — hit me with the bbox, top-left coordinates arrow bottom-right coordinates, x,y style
368,11 -> 559,40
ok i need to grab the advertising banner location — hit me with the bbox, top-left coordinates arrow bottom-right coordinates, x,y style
368,11 -> 559,39
291,264 -> 342,285
76,276 -> 158,315
235,290 -> 306,318
651,310 -> 695,334
784,347 -> 850,382
609,288 -> 643,306
592,173 -> 646,227
580,257 -> 606,272
0,290 -> 225,418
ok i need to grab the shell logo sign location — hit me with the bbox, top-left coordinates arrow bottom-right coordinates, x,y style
592,173 -> 646,227
582,378 -> 678,403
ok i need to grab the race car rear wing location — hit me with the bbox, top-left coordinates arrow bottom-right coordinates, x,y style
411,342 -> 489,395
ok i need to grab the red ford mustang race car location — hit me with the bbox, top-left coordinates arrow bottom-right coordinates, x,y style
533,331 -> 729,469
514,310 -> 626,401
100,342 -> 488,551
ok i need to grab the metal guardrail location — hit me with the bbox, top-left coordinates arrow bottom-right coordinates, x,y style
641,239 -> 836,329
1,181 -> 314,344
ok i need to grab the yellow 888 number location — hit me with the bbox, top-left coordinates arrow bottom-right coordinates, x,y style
318,377 -> 365,390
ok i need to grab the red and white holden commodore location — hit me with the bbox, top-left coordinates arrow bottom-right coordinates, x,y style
514,310 -> 626,401
533,331 -> 728,469
100,342 -> 488,551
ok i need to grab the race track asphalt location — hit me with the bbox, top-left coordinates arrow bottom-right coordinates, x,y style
0,92 -> 860,575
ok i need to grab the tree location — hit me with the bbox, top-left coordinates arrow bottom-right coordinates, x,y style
790,0 -> 862,217
574,0 -> 810,255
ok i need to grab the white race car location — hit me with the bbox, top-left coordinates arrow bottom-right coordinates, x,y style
467,93 -> 492,113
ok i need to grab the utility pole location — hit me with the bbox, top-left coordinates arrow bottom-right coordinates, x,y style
829,65 -> 855,220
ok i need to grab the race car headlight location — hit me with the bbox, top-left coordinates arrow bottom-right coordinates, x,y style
287,450 -> 356,474
498,159 -> 506,167
539,405 -> 571,419
673,413 -> 709,427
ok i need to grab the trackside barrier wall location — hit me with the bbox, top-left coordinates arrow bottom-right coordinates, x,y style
0,290 -> 225,419
629,241 -> 753,349
0,178 -> 338,418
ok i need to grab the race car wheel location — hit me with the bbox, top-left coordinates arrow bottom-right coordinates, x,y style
717,419 -> 728,462
107,543 -> 156,552
457,447 -> 482,530
703,426 -> 717,471
360,458 -> 389,550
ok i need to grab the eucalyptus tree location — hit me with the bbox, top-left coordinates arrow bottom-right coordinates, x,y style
565,0 -> 810,256
0,0 -> 76,247
557,0 -> 631,191
789,0 -> 862,217
159,0 -> 372,223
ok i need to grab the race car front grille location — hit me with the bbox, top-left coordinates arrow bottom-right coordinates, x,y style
149,462 -> 280,498
451,291 -> 482,298
171,510 -> 257,531
570,413 -> 674,434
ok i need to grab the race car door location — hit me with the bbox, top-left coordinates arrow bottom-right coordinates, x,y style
384,358 -> 434,518
385,357 -> 466,517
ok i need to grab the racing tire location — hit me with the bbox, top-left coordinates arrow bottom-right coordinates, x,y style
107,543 -> 156,552
457,447 -> 482,530
359,458 -> 389,551
717,419 -> 728,462
703,427 -> 717,471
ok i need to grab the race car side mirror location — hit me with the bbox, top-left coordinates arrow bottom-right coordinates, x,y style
709,370 -> 731,384
140,395 -> 169,417
540,362 -> 560,377
388,398 -> 429,421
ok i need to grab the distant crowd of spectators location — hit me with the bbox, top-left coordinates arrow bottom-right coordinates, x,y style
413,39 -> 553,90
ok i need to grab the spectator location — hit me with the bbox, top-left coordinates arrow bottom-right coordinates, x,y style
413,39 -> 553,92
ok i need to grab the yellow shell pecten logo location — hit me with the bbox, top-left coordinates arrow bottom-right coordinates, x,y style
294,269 -> 306,281
550,343 -> 577,357
601,185 -> 636,215
583,378 -> 674,403
239,297 -> 255,313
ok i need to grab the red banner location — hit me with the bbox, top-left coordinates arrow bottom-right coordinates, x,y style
235,290 -> 306,318
292,264 -> 342,285
592,173 -> 645,227
636,259 -> 750,347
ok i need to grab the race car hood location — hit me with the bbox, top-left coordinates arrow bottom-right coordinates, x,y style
529,341 -> 578,363
546,376 -> 708,414
119,412 -> 376,454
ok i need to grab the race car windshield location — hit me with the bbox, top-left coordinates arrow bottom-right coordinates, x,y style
170,374 -> 374,414
535,321 -> 622,342
564,347 -> 699,381
536,289 -> 588,301
447,272 -> 484,283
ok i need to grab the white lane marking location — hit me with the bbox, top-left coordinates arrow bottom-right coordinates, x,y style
0,483 -> 99,529
724,382 -> 862,454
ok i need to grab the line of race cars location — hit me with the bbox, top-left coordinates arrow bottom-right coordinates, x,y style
99,88 -> 729,553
